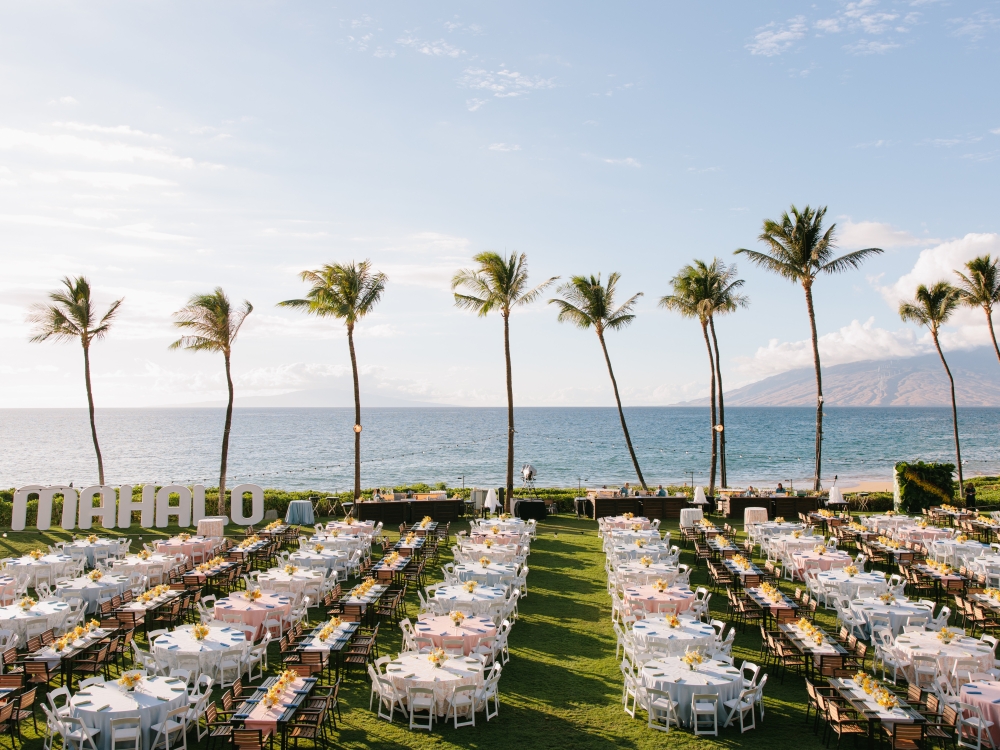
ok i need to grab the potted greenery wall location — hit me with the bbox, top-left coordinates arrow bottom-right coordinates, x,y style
894,461 -> 957,513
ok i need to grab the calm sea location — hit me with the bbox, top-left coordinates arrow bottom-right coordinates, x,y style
0,407 -> 995,491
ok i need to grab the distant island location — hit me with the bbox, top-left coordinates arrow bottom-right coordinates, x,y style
675,346 -> 1000,407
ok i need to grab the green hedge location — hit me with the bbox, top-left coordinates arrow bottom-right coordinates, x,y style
895,461 -> 957,513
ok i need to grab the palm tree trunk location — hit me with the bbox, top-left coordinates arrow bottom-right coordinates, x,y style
598,331 -> 647,490
82,343 -> 105,485
986,306 -> 1000,367
503,313 -> 514,513
803,281 -> 824,491
933,331 -> 964,494
701,320 -> 717,497
709,316 -> 727,488
347,323 -> 362,500
219,353 -> 234,516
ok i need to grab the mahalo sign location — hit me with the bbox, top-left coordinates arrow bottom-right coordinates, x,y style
11,484 -> 265,531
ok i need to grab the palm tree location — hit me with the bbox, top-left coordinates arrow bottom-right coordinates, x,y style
549,273 -> 647,490
661,261 -> 723,496
453,252 -> 557,511
704,261 -> 749,488
29,276 -> 122,485
736,205 -> 883,491
170,288 -> 253,515
279,261 -> 387,500
955,255 -> 1000,365
899,282 -> 964,493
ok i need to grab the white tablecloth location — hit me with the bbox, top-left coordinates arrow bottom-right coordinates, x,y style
2,554 -> 72,586
70,677 -> 189,750
431,585 -> 506,617
640,657 -> 742,726
854,598 -> 931,635
64,540 -> 118,568
894,631 -> 994,675
679,509 -> 704,528
288,549 -> 347,571
152,625 -> 247,673
55,575 -> 130,613
453,562 -> 518,587
632,615 -> 716,655
616,562 -> 679,586
384,653 -> 484,715
816,570 -> 888,599
256,568 -> 325,594
743,507 -> 769,526
0,600 -> 71,638
112,554 -> 178,580
459,544 -> 520,564
197,517 -> 227,538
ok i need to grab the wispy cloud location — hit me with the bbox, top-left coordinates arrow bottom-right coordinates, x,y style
487,143 -> 520,152
949,11 -> 1000,42
397,34 -> 464,57
459,68 -> 556,98
0,128 -> 196,167
52,122 -> 160,139
600,156 -> 641,168
746,16 -> 807,56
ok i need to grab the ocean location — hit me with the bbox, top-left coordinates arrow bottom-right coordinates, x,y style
0,407 -> 995,491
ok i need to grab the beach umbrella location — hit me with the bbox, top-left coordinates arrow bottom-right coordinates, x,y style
827,486 -> 847,506
485,488 -> 499,513
693,486 -> 709,505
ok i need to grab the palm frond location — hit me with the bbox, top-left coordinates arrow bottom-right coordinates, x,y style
819,247 -> 884,274
29,275 -> 121,347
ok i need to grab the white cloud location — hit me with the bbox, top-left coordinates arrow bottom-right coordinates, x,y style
600,156 -> 641,167
53,122 -> 159,139
459,68 -> 556,98
487,143 -> 520,152
50,171 -> 176,190
466,98 -> 488,112
0,128 -> 195,167
837,219 -> 931,249
52,96 -> 78,105
949,11 -> 1000,42
746,16 -> 807,56
737,317 -> 924,379
846,39 -> 900,54
880,233 -> 1000,306
397,35 -> 464,57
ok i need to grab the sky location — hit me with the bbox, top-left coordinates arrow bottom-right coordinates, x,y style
1,0 -> 998,409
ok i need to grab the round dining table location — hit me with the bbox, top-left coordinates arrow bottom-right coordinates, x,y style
383,653 -> 485,715
214,591 -> 292,631
632,615 -> 716,655
256,568 -> 325,594
288,549 -> 347,571
2,554 -> 72,586
854,597 -> 931,635
453,562 -> 518,587
474,519 -> 527,533
69,675 -> 190,750
326,520 -> 375,534
413,615 -> 497,655
961,681 -> 1000,746
431,584 -> 506,617
612,543 -> 672,561
816,570 -> 888,598
623,585 -> 695,614
469,531 -> 522,546
616,561 -> 678,586
0,599 -> 71,638
55,574 -> 130,613
64,539 -> 119,568
603,516 -> 652,530
793,549 -> 852,573
894,630 -> 994,674
155,536 -> 214,562
152,625 -> 247,673
112,554 -> 178,581
640,657 -> 743,727
460,544 -> 520,564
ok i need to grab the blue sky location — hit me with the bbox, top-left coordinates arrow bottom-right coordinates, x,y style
1,1 -> 998,408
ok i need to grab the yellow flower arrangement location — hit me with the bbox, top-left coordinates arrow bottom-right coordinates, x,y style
177,533 -> 190,542
844,565 -> 859,576
137,549 -> 151,560
73,626 -> 85,638
345,516 -> 355,526
265,520 -> 283,531
328,615 -> 342,628
813,545 -> 827,556
246,589 -> 263,602
665,615 -> 680,628
956,534 -> 969,543
383,552 -> 400,566
54,636 -> 69,652
262,685 -> 282,708
760,582 -> 781,603
682,651 -> 704,670
878,592 -> 896,604
774,517 -> 785,524
731,555 -> 750,570
792,530 -> 803,538
979,515 -> 998,526
463,580 -> 477,593
428,647 -> 447,667
884,510 -> 895,516
634,539 -> 645,549
484,539 -> 493,549
313,543 -> 324,553
118,671 -> 143,691
639,556 -> 653,568
490,526 -> 499,535
238,535 -> 260,549
191,624 -> 210,641
986,588 -> 1000,601
631,523 -> 643,532
479,556 -> 491,567
916,520 -> 928,529
876,536 -> 901,550
622,512 -> 634,520
421,516 -> 432,528
87,534 -> 98,544
653,578 -> 669,592
18,597 -> 35,611
449,610 -> 466,626
352,578 -> 376,598
818,510 -> 833,518
937,627 -> 955,644
499,513 -> 512,521
283,564 -> 299,575
88,570 -> 103,582
88,619 -> 100,631
874,687 -> 898,710
28,549 -> 44,560
849,522 -> 866,532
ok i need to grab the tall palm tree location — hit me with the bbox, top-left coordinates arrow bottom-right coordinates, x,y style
453,252 -> 557,511
704,261 -> 749,488
661,261 -> 721,496
736,205 -> 883,491
279,261 -> 387,500
899,282 -> 964,493
170,288 -> 253,514
549,273 -> 647,490
955,255 -> 1000,365
29,276 -> 123,485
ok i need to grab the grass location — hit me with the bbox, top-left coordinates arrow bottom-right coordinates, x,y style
0,515 -> 844,750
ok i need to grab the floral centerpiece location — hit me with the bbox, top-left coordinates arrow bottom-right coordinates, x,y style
191,624 -> 210,641
760,582 -> 781,603
352,578 -> 376,598
86,534 -> 98,544
792,530 -> 803,539
979,515 -> 998,526
682,651 -> 704,671
956,534 -> 969,543
622,512 -> 634,521
652,578 -> 669,593
665,614 -> 680,628
28,549 -> 44,560
849,522 -> 866,532
73,626 -> 85,639
940,504 -> 956,512
490,526 -> 500,535
634,539 -> 645,549
265,520 -> 283,531
731,554 -> 750,571
463,580 -> 477,594
88,570 -> 103,582
18,597 -> 35,611
330,530 -> 340,538
986,588 -> 1000,601
796,618 -> 824,644
844,565 -> 859,577
344,516 -> 356,526
246,589 -> 263,602
313,543 -> 324,553
383,552 -> 400,566
87,619 -> 100,631
813,545 -> 827,556
884,510 -> 895,516
499,513 -> 512,521
177,532 -> 191,542
639,556 -> 653,568
937,627 -> 956,644
328,615 -> 342,628
118,671 -> 143,691
818,509 -> 834,518
421,516 -> 432,528
405,533 -> 417,545
479,556 -> 491,567
283,564 -> 299,575
874,686 -> 898,710
916,520 -> 929,529
449,610 -> 466,626
631,523 -> 643,532
137,549 -> 151,560
428,647 -> 448,667
53,636 -> 70,652
878,592 -> 896,604
774,517 -> 785,524
484,539 -> 494,549
238,535 -> 260,549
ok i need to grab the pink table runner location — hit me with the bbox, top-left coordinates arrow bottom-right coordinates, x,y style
623,585 -> 695,614
413,615 -> 497,655
243,677 -> 308,733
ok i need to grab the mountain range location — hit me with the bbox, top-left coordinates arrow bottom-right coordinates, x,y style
677,346 -> 1000,407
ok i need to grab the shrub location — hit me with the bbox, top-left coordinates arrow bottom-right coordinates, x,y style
895,461 -> 957,513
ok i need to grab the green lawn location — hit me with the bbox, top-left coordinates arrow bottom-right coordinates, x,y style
1,516 -> 839,750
